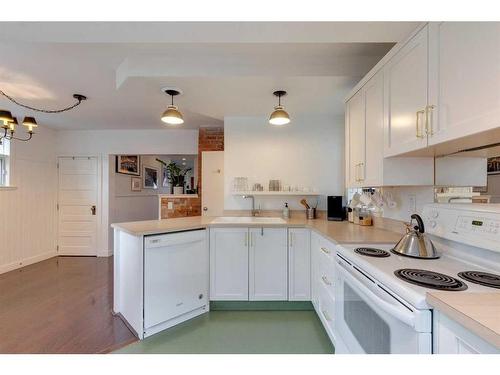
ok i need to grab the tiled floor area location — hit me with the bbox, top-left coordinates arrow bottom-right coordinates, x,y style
115,310 -> 334,354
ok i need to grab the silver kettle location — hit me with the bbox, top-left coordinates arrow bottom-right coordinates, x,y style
392,214 -> 439,259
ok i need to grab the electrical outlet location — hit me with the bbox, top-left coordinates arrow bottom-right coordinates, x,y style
408,194 -> 417,214
167,202 -> 174,210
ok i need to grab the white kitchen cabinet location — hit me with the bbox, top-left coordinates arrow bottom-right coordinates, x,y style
310,231 -> 321,309
288,228 -> 311,301
345,70 -> 434,188
428,22 -> 500,146
363,72 -> 384,186
383,25 -> 430,157
347,89 -> 365,187
433,311 -> 500,354
209,227 -> 249,301
249,227 -> 288,301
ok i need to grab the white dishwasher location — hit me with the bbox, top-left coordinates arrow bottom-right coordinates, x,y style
144,229 -> 209,336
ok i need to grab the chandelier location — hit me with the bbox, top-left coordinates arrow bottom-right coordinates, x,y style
0,92 -> 87,144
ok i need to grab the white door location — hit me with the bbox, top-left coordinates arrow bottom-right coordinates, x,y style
144,230 -> 208,329
249,227 -> 287,301
209,227 -> 248,300
201,151 -> 224,216
364,72 -> 384,187
428,22 -> 500,145
288,228 -> 311,301
384,25 -> 429,157
347,89 -> 365,187
58,157 -> 98,256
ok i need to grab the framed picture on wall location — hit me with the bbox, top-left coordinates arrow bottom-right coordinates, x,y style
143,165 -> 159,189
131,177 -> 141,191
487,157 -> 500,175
116,155 -> 140,176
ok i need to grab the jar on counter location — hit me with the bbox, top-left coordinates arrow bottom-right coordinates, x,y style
356,205 -> 373,226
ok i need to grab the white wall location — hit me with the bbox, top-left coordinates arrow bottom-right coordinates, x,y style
224,114 -> 344,211
0,126 -> 58,274
56,129 -> 199,255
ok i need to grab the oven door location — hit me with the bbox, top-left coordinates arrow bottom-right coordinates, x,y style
335,254 -> 431,354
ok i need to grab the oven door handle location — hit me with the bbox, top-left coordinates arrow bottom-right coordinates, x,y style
337,261 -> 415,328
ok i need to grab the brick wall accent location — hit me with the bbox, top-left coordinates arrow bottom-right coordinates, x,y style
160,197 -> 201,219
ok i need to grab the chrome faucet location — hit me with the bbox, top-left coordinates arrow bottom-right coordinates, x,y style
243,195 -> 260,216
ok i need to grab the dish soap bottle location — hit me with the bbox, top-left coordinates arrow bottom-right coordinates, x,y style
283,202 -> 290,219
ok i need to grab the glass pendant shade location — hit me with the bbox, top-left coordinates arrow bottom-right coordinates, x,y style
161,105 -> 184,125
269,105 -> 291,126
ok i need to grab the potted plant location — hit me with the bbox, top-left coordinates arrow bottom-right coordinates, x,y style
157,159 -> 192,194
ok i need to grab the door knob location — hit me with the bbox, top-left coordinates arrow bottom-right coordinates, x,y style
91,205 -> 96,215
203,207 -> 208,211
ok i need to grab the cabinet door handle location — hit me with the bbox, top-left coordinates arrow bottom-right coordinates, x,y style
322,276 -> 332,286
244,232 -> 248,247
425,105 -> 436,136
320,247 -> 330,255
415,109 -> 425,138
289,232 -> 293,247
354,163 -> 361,182
250,233 -> 253,247
359,162 -> 365,182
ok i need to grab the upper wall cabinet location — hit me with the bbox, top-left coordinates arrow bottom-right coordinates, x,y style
345,71 -> 434,188
427,22 -> 500,145
383,25 -> 430,157
346,22 -> 500,162
347,89 -> 365,187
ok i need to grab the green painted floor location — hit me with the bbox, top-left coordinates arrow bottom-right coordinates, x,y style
115,310 -> 334,354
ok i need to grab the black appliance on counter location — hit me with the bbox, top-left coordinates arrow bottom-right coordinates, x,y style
327,196 -> 345,221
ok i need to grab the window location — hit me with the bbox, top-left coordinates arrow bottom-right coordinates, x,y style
0,138 -> 10,186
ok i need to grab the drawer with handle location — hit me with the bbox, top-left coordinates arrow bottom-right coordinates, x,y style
318,238 -> 335,261
318,254 -> 336,298
318,281 -> 335,334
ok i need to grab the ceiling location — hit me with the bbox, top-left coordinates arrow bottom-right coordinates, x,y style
0,22 -> 420,130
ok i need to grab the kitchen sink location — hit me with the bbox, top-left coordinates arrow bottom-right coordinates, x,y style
210,216 -> 287,225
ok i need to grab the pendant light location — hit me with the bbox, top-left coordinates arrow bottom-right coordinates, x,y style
269,90 -> 290,126
161,89 -> 184,125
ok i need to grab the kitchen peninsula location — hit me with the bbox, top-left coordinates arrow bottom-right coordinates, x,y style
112,215 -> 402,340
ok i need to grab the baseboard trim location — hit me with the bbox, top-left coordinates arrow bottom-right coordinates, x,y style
0,250 -> 57,275
210,301 -> 314,311
97,249 -> 113,257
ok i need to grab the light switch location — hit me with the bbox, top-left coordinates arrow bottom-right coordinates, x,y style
167,202 -> 173,210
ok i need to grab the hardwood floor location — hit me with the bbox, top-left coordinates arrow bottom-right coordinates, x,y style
0,256 -> 137,353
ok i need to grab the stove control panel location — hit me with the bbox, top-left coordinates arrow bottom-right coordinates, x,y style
455,216 -> 500,235
423,204 -> 500,253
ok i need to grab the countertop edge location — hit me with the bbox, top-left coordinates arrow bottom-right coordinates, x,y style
111,220 -> 401,244
427,293 -> 500,350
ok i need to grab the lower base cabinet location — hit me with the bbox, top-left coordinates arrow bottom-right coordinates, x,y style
311,231 -> 338,346
433,311 -> 500,354
249,228 -> 288,300
209,228 -> 249,300
210,226 -> 313,302
288,228 -> 311,301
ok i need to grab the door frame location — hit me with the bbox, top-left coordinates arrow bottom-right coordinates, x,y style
57,154 -> 105,257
